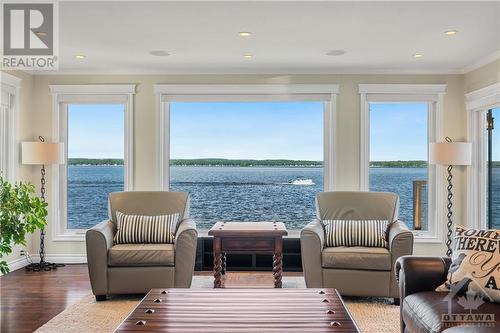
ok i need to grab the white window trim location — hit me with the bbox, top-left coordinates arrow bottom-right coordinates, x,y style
49,84 -> 136,241
359,84 -> 447,243
0,72 -> 21,183
466,82 -> 500,230
154,83 -> 339,197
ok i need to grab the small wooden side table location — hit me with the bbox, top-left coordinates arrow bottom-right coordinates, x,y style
208,222 -> 288,288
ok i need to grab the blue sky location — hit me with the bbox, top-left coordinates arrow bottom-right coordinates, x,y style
68,101 -> 433,161
170,102 -> 324,160
68,104 -> 124,158
370,102 -> 428,161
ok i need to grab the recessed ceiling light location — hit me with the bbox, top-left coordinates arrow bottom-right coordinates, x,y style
243,54 -> 253,59
75,54 -> 86,59
413,53 -> 424,59
444,30 -> 458,36
149,50 -> 170,57
326,50 -> 346,56
239,32 -> 252,37
35,31 -> 47,37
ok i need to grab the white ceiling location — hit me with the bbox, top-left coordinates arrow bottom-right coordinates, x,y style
55,1 -> 500,74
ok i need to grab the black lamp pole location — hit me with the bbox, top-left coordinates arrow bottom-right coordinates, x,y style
25,136 -> 65,272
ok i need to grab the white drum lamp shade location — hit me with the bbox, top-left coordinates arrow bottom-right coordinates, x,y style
429,142 -> 472,166
22,142 -> 65,165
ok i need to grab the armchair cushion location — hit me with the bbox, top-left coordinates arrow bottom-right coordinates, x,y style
323,219 -> 389,248
322,246 -> 391,270
108,243 -> 175,267
114,211 -> 179,244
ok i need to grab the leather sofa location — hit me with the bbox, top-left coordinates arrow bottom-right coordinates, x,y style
300,191 -> 414,301
86,191 -> 198,301
396,256 -> 500,333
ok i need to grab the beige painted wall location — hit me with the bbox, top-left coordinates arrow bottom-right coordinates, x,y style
2,70 -> 37,267
29,73 -> 468,258
4,59 -> 500,267
464,58 -> 500,92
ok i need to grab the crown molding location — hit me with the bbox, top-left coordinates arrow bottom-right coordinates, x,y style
1,72 -> 22,88
49,84 -> 136,94
461,50 -> 500,74
358,84 -> 447,95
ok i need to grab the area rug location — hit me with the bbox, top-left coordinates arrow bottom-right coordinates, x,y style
35,275 -> 399,333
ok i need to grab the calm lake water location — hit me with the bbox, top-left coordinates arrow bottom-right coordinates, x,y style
67,166 -> 500,230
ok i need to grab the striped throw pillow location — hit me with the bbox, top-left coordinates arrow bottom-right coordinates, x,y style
114,211 -> 180,244
323,220 -> 389,248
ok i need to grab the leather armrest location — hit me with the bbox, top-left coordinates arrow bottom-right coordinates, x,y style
85,220 -> 114,296
174,218 -> 198,287
300,219 -> 325,287
396,256 -> 451,300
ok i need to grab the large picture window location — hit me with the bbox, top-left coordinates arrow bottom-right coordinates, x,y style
50,85 -> 135,240
369,102 -> 429,230
359,84 -> 446,242
155,84 -> 339,231
169,102 -> 324,230
486,108 -> 500,229
66,104 -> 125,229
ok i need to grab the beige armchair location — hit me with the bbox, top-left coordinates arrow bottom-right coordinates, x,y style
85,191 -> 198,301
300,191 -> 413,302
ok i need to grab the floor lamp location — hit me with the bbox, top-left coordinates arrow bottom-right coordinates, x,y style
22,136 -> 65,271
429,137 -> 471,257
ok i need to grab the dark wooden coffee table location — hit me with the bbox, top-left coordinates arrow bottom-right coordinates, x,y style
208,222 -> 288,288
114,288 -> 360,332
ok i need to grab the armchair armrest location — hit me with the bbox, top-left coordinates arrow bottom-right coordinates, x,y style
85,220 -> 114,296
388,220 -> 414,298
396,256 -> 451,300
300,218 -> 325,287
389,220 -> 414,261
174,218 -> 198,287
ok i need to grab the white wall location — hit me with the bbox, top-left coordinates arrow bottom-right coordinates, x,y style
4,61 -> 500,266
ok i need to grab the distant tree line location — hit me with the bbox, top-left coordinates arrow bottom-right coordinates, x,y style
170,159 -> 323,167
68,158 -> 124,165
369,160 -> 427,168
69,158 -> 500,168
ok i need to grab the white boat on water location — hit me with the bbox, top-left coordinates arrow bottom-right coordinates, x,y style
289,178 -> 315,186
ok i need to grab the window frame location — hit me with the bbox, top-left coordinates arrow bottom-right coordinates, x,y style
0,72 -> 21,183
154,84 -> 339,228
466,82 -> 500,230
359,84 -> 447,243
49,84 -> 136,241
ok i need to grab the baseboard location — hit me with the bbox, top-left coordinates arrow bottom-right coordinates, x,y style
2,254 -> 88,275
32,254 -> 88,264
4,257 -> 29,274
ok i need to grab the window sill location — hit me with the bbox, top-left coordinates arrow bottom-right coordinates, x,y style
413,231 -> 442,243
53,231 -> 86,242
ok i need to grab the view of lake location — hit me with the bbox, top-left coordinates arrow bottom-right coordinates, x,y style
68,165 -> 500,230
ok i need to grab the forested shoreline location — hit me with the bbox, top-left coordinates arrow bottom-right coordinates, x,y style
67,158 -> 439,168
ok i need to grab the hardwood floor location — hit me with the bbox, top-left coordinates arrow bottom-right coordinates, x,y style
0,264 -> 302,333
0,264 -> 91,333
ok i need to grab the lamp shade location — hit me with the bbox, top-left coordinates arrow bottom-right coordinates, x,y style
429,142 -> 472,166
22,142 -> 65,165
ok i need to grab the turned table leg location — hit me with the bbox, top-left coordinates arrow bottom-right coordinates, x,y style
222,252 -> 227,275
213,237 -> 222,288
273,237 -> 283,288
